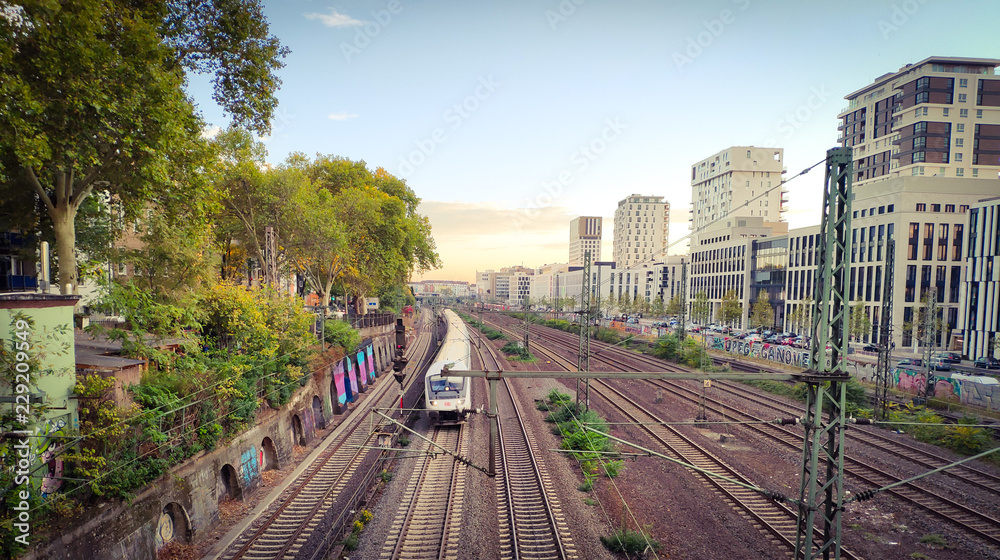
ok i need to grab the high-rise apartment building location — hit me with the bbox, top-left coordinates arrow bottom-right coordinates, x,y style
960,196 -> 999,361
835,56 -> 1000,354
838,56 -> 1000,186
690,146 -> 787,247
569,216 -> 602,265
612,194 -> 670,268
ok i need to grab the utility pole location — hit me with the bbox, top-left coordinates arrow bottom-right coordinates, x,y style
922,287 -> 939,399
875,238 -> 895,421
796,147 -> 852,560
577,252 -> 592,410
678,258 -> 687,342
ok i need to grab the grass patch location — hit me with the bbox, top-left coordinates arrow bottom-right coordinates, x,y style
919,533 -> 948,547
583,497 -> 597,506
398,435 -> 410,447
600,528 -> 660,555
500,342 -> 533,361
378,470 -> 393,483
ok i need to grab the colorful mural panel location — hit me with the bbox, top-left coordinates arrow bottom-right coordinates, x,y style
345,356 -> 358,398
240,446 -> 259,487
366,345 -> 376,381
356,351 -> 368,388
334,361 -> 347,405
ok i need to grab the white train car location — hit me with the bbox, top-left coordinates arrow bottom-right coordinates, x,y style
425,309 -> 472,424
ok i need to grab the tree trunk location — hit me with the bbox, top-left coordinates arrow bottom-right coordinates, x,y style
50,202 -> 79,294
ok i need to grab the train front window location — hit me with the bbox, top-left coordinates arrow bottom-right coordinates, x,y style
431,377 -> 463,392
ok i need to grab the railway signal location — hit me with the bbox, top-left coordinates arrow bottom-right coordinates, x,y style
393,318 -> 407,384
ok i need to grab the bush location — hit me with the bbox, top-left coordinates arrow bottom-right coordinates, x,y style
500,342 -> 532,361
324,319 -> 360,352
600,528 -> 659,555
653,334 -> 679,361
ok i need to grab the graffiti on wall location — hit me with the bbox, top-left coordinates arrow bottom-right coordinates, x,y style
345,356 -> 359,397
240,446 -> 259,487
334,361 -> 347,404
366,345 -> 375,382
38,417 -> 68,497
714,336 -> 811,368
356,351 -> 367,388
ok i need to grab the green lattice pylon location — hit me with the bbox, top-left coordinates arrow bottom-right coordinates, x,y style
796,147 -> 852,559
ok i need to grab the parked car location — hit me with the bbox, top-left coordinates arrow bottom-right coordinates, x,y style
862,343 -> 880,353
929,357 -> 951,371
933,351 -> 962,364
896,358 -> 924,368
974,357 -> 1000,369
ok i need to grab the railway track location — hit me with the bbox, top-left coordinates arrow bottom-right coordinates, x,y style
379,425 -> 467,560
215,311 -> 436,560
500,315 -> 1000,550
482,316 -> 859,558
469,321 -> 576,560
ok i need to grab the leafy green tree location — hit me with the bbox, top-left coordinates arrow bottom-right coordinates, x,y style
788,296 -> 813,334
617,292 -> 631,316
691,291 -> 710,325
651,295 -> 665,318
719,289 -> 742,328
117,208 -> 219,304
850,297 -> 872,342
601,293 -> 615,319
0,0 -> 287,293
750,289 -> 774,330
665,294 -> 681,316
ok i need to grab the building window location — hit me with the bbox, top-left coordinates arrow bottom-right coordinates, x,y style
888,204 -> 894,212
945,204 -> 955,212
958,93 -> 967,103
923,223 -> 934,260
973,168 -> 979,177
955,153 -> 963,162
960,108 -> 969,118
977,109 -> 983,118
943,108 -> 949,117
956,138 -> 964,148
956,123 -> 965,132
908,222 -> 919,260
912,151 -> 925,163
931,204 -> 940,212
956,168 -> 964,176
959,78 -> 968,88
952,224 -> 963,261
916,203 -> 926,211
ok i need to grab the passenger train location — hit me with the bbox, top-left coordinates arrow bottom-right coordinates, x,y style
424,309 -> 473,424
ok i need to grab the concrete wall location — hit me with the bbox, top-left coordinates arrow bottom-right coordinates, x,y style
30,323 -> 394,560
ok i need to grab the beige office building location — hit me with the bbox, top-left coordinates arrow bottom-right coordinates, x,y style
612,194 -> 670,268
569,216 -> 602,265
690,146 -> 787,247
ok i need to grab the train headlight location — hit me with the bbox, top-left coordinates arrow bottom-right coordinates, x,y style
456,399 -> 464,406
430,400 -> 438,406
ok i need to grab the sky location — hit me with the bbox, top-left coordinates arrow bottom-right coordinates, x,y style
187,0 -> 1000,283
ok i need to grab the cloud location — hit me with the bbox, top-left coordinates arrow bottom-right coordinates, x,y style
328,112 -> 359,121
200,125 -> 222,139
304,9 -> 365,27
